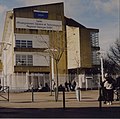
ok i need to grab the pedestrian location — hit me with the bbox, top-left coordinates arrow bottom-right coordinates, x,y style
65,81 -> 69,91
53,82 -> 56,91
72,80 -> 76,91
75,82 -> 81,101
0,84 -> 2,90
101,79 -> 107,104
115,76 -> 120,101
45,83 -> 50,92
68,81 -> 72,91
104,74 -> 114,105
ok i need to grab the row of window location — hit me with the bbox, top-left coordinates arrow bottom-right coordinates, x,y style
92,51 -> 100,65
16,54 -> 33,66
16,40 -> 32,48
90,32 -> 99,47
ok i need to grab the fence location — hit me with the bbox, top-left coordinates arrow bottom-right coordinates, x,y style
0,73 -> 101,92
0,86 -> 9,101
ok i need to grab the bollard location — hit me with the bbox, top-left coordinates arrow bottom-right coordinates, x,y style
54,87 -> 57,102
62,88 -> 65,109
99,87 -> 102,109
8,86 -> 9,102
32,87 -> 34,102
76,87 -> 81,101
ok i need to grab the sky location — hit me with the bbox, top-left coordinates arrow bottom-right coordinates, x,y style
0,0 -> 119,53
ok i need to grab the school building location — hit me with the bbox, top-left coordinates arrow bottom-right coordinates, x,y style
0,2 -> 100,92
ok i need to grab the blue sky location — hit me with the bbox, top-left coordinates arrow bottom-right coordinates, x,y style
0,0 -> 119,52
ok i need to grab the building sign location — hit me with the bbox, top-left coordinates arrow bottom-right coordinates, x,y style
16,17 -> 62,31
34,10 -> 48,19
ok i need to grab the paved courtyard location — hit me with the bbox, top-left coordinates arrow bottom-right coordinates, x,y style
0,90 -> 120,118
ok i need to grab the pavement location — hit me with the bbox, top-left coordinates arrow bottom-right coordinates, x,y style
0,90 -> 120,118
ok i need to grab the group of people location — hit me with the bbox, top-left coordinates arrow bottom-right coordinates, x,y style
101,73 -> 120,105
65,80 -> 76,91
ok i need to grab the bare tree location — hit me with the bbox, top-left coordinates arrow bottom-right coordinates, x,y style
38,30 -> 66,101
38,29 -> 76,101
107,39 -> 120,74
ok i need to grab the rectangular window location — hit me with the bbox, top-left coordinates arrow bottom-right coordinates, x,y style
16,54 -> 33,66
92,51 -> 100,65
27,55 -> 33,66
16,54 -> 21,65
90,32 -> 99,47
15,40 -> 32,48
16,40 -> 21,48
21,40 -> 26,48
27,41 -> 32,48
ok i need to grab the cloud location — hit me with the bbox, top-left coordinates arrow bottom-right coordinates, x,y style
0,4 -> 8,41
93,0 -> 119,15
99,21 -> 119,52
64,0 -> 83,17
0,4 -> 7,14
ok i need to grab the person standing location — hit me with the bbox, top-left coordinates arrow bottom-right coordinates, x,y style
104,74 -> 114,105
65,81 -> 69,91
101,79 -> 107,104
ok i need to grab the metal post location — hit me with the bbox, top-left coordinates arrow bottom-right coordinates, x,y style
5,50 -> 7,87
50,57 -> 54,96
8,86 -> 9,102
63,88 -> 65,109
32,87 -> 34,102
55,60 -> 59,102
76,87 -> 81,101
54,87 -> 57,102
100,56 -> 104,82
99,55 -> 103,108
99,86 -> 102,108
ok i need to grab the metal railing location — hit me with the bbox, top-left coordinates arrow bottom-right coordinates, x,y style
0,86 -> 9,101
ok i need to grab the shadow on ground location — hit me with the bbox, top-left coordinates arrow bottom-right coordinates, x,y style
0,107 -> 120,118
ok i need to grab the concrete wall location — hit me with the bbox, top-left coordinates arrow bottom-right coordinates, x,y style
66,26 -> 81,69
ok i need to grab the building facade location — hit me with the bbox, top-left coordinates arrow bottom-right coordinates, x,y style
1,3 -> 67,92
66,17 -> 100,89
1,2 -> 100,91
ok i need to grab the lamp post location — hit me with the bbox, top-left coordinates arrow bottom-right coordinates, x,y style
100,56 -> 104,82
97,51 -> 105,108
51,56 -> 54,95
97,51 -> 105,82
44,49 -> 57,96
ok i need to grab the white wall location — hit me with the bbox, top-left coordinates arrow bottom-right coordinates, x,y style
14,34 -> 50,67
66,26 -> 81,69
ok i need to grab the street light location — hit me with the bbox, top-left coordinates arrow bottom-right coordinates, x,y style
97,51 -> 105,82
97,51 -> 105,108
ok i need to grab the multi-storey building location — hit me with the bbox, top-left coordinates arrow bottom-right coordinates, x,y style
1,3 -> 67,92
1,2 -> 99,91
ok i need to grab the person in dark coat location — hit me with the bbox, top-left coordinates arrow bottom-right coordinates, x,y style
65,81 -> 69,91
104,74 -> 115,105
101,79 -> 107,104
